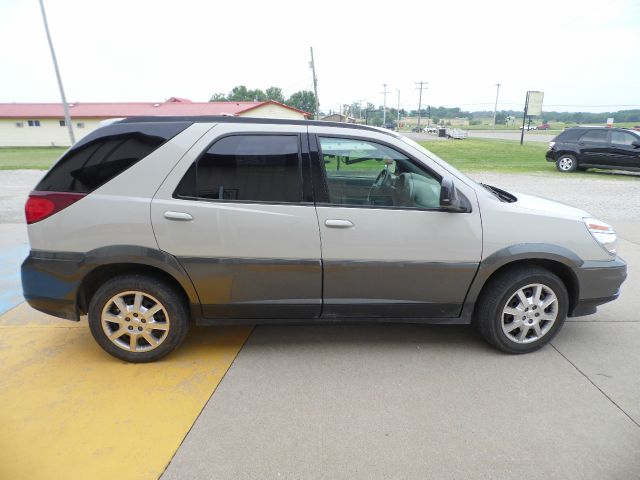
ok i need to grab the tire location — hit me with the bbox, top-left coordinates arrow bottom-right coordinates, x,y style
88,274 -> 189,362
556,154 -> 578,172
475,266 -> 568,354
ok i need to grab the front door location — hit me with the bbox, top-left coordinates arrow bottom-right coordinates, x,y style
310,133 -> 482,319
151,124 -> 322,319
610,130 -> 640,169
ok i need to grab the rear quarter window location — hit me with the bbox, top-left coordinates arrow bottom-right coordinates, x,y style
554,129 -> 585,142
36,122 -> 190,193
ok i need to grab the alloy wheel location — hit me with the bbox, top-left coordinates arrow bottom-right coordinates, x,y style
101,291 -> 170,352
501,283 -> 558,344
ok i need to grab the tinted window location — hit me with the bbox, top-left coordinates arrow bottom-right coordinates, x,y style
176,135 -> 302,203
611,131 -> 638,146
319,137 -> 441,209
555,128 -> 585,142
580,130 -> 609,143
37,122 -> 190,193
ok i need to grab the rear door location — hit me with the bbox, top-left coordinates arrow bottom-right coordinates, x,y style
578,129 -> 612,165
151,123 -> 322,319
609,130 -> 640,169
309,129 -> 482,319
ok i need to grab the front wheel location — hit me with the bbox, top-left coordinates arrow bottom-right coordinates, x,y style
475,266 -> 568,354
88,274 -> 189,362
556,154 -> 578,172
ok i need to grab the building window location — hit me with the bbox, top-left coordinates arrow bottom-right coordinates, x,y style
27,120 -> 41,127
77,122 -> 85,128
59,120 -> 66,127
15,122 -> 24,128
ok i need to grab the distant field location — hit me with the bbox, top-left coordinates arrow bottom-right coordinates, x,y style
0,147 -> 65,170
422,138 -> 554,173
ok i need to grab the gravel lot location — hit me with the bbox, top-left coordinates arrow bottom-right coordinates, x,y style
0,170 -> 44,223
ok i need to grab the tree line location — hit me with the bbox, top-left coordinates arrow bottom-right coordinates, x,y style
210,85 -> 639,125
210,86 -> 317,115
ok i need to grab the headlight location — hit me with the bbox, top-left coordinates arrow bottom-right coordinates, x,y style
583,217 -> 617,255
548,141 -> 555,149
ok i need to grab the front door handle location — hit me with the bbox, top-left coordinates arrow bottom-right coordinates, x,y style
164,211 -> 193,221
325,219 -> 354,228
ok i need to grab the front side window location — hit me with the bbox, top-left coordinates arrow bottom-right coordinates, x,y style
319,137 -> 441,209
176,135 -> 302,203
580,130 -> 608,143
611,131 -> 638,146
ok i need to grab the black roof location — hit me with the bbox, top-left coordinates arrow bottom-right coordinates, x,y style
118,115 -> 399,137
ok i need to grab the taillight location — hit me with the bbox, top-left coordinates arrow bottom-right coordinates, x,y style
25,191 -> 86,224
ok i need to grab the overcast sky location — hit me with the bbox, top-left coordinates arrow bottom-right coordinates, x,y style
1,0 -> 638,113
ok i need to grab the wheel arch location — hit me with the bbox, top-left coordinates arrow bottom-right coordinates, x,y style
462,244 -> 582,321
76,245 -> 201,319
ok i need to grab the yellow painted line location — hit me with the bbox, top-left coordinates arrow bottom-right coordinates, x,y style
0,303 -> 252,480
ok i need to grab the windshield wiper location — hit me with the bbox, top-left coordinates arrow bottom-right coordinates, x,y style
481,183 -> 517,203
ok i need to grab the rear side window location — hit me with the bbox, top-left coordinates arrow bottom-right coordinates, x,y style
36,122 -> 190,193
175,135 -> 302,203
555,128 -> 585,142
580,130 -> 609,143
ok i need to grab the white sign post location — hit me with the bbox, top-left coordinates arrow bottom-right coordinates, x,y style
520,91 -> 545,145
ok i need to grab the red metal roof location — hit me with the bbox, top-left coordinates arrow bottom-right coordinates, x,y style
0,99 -> 310,118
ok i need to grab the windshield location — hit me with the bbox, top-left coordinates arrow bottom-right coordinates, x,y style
399,135 -> 481,189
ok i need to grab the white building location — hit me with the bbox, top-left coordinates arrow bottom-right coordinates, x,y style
0,97 -> 310,147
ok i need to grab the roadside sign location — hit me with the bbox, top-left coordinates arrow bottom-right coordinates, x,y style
607,117 -> 614,127
527,91 -> 544,116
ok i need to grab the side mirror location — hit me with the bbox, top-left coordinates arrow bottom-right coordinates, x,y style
632,140 -> 640,148
440,178 -> 467,212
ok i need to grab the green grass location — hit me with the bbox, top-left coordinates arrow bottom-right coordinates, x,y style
0,147 -> 65,170
422,138 -> 554,173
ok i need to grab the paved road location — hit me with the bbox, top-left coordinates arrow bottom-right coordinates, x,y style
406,130 -> 555,143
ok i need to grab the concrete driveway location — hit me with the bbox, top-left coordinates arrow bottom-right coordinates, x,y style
1,169 -> 638,479
162,172 -> 640,479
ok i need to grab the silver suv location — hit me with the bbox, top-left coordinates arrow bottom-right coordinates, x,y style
21,117 -> 627,362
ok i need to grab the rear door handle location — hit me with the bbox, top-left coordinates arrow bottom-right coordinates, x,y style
324,219 -> 354,228
164,211 -> 193,221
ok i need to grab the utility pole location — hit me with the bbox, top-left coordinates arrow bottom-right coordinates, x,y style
38,0 -> 75,145
381,84 -> 390,125
493,83 -> 501,128
396,89 -> 401,129
309,47 -> 320,120
415,81 -> 428,129
520,91 -> 530,145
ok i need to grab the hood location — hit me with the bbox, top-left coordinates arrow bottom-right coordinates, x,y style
510,191 -> 590,220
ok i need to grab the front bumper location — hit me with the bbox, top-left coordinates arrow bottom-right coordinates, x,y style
545,150 -> 556,162
570,256 -> 627,317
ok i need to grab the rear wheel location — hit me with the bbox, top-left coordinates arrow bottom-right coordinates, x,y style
556,154 -> 578,172
88,274 -> 189,362
475,266 -> 568,354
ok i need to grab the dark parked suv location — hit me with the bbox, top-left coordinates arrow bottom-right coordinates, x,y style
546,127 -> 640,172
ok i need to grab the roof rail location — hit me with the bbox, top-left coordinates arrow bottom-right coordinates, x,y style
117,115 -> 400,137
